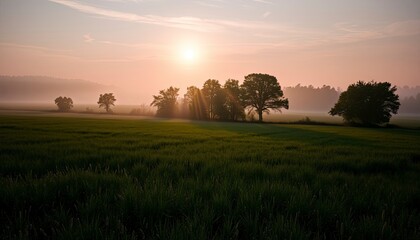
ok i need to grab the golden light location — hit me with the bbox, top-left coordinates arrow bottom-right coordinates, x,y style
182,48 -> 196,62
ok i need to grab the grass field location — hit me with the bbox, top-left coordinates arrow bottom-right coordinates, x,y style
1,114 -> 419,239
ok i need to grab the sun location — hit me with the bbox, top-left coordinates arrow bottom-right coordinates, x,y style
179,46 -> 198,63
175,40 -> 202,65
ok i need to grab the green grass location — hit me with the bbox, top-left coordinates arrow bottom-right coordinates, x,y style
1,115 -> 419,239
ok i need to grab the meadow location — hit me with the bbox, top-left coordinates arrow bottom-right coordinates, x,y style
0,114 -> 419,239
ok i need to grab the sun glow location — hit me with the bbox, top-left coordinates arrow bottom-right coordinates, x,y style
183,48 -> 195,61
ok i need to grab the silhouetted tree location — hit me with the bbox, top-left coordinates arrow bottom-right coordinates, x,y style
184,86 -> 207,120
241,73 -> 289,122
97,93 -> 116,113
213,88 -> 229,120
202,79 -> 221,120
224,79 -> 245,121
151,86 -> 179,117
54,96 -> 73,112
329,81 -> 400,125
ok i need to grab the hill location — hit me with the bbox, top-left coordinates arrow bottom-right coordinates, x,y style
0,75 -> 115,103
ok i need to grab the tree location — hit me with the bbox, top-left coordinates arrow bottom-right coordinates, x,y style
213,87 -> 229,120
97,93 -> 116,113
329,81 -> 400,125
202,79 -> 222,120
241,73 -> 289,122
184,86 -> 207,120
151,86 -> 179,117
54,96 -> 73,112
224,79 -> 245,121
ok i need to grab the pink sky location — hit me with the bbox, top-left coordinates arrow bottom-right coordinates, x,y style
1,0 -> 419,103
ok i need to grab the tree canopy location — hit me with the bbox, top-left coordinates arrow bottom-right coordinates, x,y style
201,79 -> 222,120
54,96 -> 73,112
151,86 -> 179,118
329,81 -> 400,125
98,93 -> 116,113
241,73 -> 289,122
184,86 -> 207,120
223,79 -> 245,121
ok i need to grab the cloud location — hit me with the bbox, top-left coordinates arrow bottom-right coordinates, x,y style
253,0 -> 273,4
262,11 -> 271,18
194,1 -> 223,8
83,34 -> 95,43
48,0 -> 272,32
331,20 -> 420,44
383,20 -> 420,37
0,41 -> 157,63
100,0 -> 158,2
0,42 -> 72,54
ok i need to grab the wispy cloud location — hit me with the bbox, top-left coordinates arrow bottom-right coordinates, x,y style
49,0 -> 272,32
233,20 -> 420,55
253,0 -> 273,4
83,34 -> 95,43
262,11 -> 271,18
331,20 -> 420,44
100,0 -> 155,3
194,1 -> 223,8
0,42 -> 72,54
0,41 -> 157,63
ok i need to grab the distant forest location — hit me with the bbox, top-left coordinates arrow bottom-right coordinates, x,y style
283,84 -> 420,114
399,93 -> 420,114
397,86 -> 420,114
283,85 -> 339,112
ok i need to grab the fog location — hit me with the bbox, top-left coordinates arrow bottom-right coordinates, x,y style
1,75 -> 419,114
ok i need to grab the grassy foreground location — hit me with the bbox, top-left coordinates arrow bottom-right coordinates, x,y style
1,115 -> 419,239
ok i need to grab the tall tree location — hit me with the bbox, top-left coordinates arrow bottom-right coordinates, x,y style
184,86 -> 207,120
329,81 -> 400,125
241,73 -> 289,122
151,86 -> 179,118
202,79 -> 221,120
223,79 -> 245,121
54,96 -> 73,112
213,88 -> 229,120
97,93 -> 116,113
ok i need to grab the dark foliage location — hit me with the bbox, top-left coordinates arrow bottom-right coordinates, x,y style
54,96 -> 73,112
241,73 -> 289,122
184,86 -> 207,120
223,79 -> 245,121
150,86 -> 179,118
330,81 -> 400,125
97,93 -> 116,113
202,79 -> 222,120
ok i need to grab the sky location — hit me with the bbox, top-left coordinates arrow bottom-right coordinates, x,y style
1,0 -> 420,104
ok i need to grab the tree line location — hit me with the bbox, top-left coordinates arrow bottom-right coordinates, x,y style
283,84 -> 340,111
54,73 -> 404,126
151,73 -> 289,122
399,93 -> 420,114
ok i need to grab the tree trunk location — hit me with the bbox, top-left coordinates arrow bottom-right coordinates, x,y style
258,110 -> 263,122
